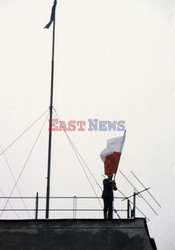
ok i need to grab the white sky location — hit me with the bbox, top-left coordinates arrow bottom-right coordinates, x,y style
0,0 -> 175,249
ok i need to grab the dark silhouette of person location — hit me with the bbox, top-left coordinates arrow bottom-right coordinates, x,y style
102,173 -> 117,219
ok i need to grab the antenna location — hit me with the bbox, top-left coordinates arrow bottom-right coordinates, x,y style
131,171 -> 161,208
117,187 -> 150,221
122,187 -> 150,201
119,170 -> 159,216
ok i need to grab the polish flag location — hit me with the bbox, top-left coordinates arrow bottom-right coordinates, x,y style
100,131 -> 126,176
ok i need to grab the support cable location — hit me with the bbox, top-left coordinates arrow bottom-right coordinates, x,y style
0,109 -> 49,157
53,110 -> 103,208
0,113 -> 49,218
0,145 -> 31,218
53,110 -> 102,190
69,140 -> 102,208
0,188 -> 20,219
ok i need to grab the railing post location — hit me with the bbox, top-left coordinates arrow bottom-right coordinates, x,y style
127,199 -> 130,219
131,192 -> 136,219
73,196 -> 77,219
35,192 -> 39,220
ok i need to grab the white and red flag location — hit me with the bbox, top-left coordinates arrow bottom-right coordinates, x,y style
100,131 -> 126,176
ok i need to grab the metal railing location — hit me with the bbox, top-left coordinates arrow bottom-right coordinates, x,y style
0,194 -> 136,220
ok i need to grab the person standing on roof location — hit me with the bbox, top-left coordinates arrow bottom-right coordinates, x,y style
102,173 -> 117,219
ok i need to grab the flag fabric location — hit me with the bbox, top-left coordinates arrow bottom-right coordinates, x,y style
44,0 -> 57,29
100,132 -> 126,176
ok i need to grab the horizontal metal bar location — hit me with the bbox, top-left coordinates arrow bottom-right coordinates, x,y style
0,209 -> 127,212
0,196 -> 124,199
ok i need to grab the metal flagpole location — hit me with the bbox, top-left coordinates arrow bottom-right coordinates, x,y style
45,0 -> 57,219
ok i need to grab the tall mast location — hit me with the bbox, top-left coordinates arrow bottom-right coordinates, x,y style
45,0 -> 57,219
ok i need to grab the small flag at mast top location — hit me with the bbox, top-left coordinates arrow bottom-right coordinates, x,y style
100,131 -> 126,176
44,0 -> 57,29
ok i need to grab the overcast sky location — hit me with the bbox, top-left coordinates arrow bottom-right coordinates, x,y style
0,0 -> 175,249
